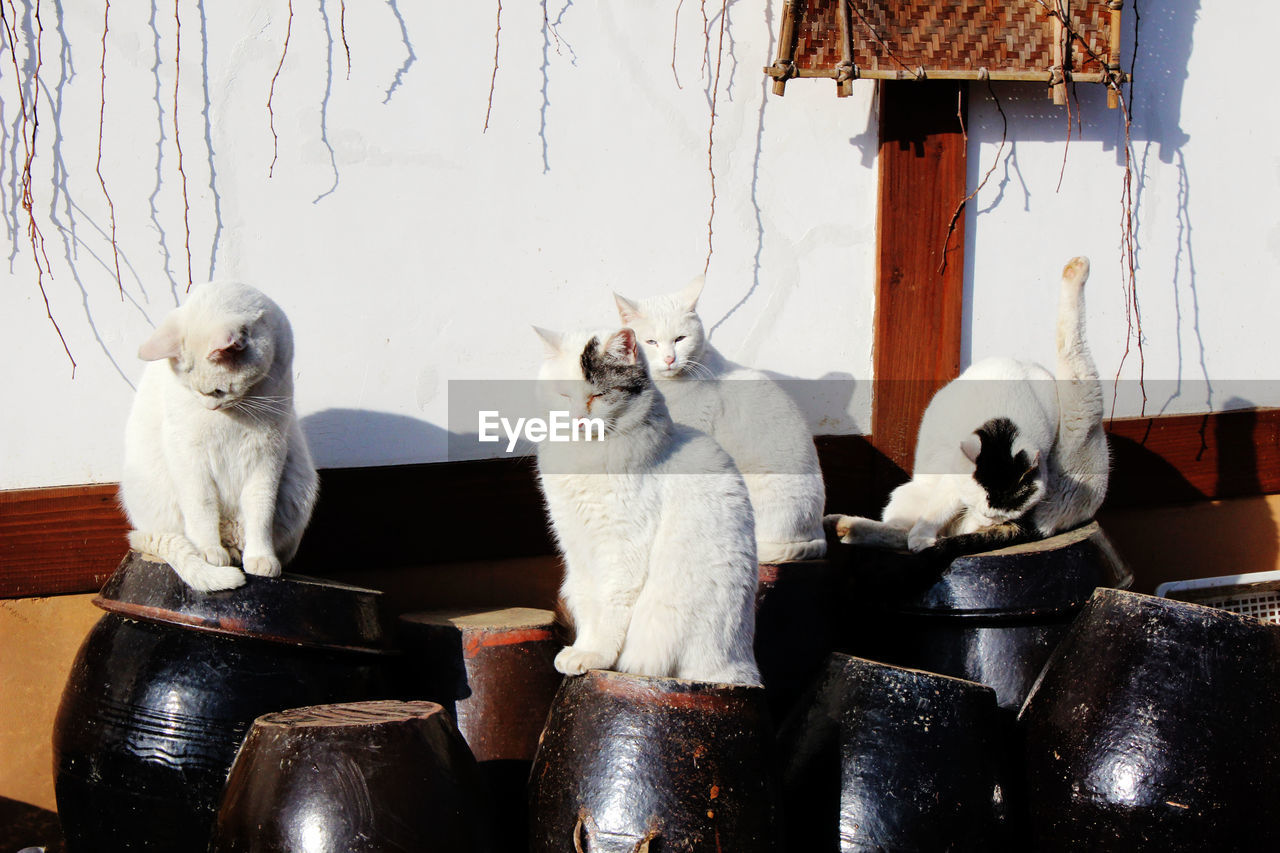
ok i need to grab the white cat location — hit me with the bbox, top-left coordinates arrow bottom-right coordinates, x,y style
614,277 -> 827,563
534,326 -> 761,685
120,282 -> 319,592
828,256 -> 1108,555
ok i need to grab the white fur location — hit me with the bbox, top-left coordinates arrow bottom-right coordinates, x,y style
614,277 -> 827,563
828,257 -> 1108,552
121,282 -> 318,592
535,327 -> 761,685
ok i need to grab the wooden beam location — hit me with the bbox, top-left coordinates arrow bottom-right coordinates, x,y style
4,410 -> 1279,599
871,81 -> 968,485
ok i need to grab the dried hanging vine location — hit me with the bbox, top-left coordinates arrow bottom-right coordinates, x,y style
1031,0 -> 1144,415
267,0 -> 293,177
938,76 -> 1007,275
97,0 -> 123,297
484,0 -> 502,132
173,0 -> 193,289
703,0 -> 727,274
2,0 -> 73,374
340,0 -> 351,80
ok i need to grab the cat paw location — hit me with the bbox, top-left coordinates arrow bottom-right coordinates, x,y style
200,545 -> 233,567
907,531 -> 938,552
184,564 -> 246,593
554,645 -> 614,676
243,553 -> 282,578
1062,256 -> 1090,287
823,513 -> 856,541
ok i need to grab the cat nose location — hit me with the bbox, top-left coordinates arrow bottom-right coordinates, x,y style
664,355 -> 676,365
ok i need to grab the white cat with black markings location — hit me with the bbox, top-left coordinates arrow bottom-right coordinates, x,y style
121,282 -> 319,592
614,277 -> 827,564
534,326 -> 761,685
827,256 -> 1108,556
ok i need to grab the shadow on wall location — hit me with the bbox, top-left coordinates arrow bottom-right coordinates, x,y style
301,407 -> 451,470
1101,398 -> 1278,592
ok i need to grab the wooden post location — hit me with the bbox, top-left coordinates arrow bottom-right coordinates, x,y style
1051,2 -> 1067,105
769,0 -> 803,95
871,81 -> 967,492
1107,0 -> 1123,109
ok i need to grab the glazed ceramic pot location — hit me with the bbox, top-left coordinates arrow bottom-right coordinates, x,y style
1019,587 -> 1280,851
528,669 -> 779,852
755,558 -> 842,720
398,607 -> 562,852
778,653 -> 1003,851
52,553 -> 393,853
843,521 -> 1133,711
209,700 -> 492,852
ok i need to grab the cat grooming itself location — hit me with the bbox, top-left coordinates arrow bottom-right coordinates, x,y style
121,282 -> 318,592
828,257 -> 1108,556
614,277 -> 827,563
535,326 -> 761,685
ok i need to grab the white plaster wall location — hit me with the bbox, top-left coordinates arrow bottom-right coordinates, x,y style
965,0 -> 1280,417
0,2 -> 876,489
1,2 -> 1275,491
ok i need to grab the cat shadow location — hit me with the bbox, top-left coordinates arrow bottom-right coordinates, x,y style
301,407 -> 452,469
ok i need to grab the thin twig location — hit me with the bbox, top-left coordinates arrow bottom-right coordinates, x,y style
671,0 -> 685,89
339,0 -> 351,80
484,0 -> 501,132
174,0 -> 193,290
267,0 -> 292,177
703,0 -> 726,274
938,77 -> 1007,274
97,0 -> 123,297
3,0 -> 73,373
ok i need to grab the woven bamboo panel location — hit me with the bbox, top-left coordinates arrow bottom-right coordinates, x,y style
769,0 -> 1122,91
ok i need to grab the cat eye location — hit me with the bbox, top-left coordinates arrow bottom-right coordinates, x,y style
674,336 -> 686,343
646,340 -> 658,346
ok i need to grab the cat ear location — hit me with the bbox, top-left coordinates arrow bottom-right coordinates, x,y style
207,329 -> 246,362
678,275 -> 705,312
532,326 -> 563,357
138,316 -> 183,361
960,433 -> 982,464
605,328 -> 639,365
614,293 -> 642,325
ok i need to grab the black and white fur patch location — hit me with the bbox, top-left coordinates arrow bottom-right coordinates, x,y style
971,417 -> 1041,513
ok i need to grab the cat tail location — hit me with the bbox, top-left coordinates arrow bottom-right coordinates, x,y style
128,530 -> 246,592
822,514 -> 909,550
1048,256 -> 1110,530
757,535 -> 827,564
1055,256 -> 1095,384
928,518 -> 1036,560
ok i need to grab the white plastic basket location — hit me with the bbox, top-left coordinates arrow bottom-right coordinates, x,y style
1156,570 -> 1280,625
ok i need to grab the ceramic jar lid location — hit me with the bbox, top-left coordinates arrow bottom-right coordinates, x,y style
94,551 -> 390,653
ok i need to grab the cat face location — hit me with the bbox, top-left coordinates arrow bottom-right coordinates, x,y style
139,283 -> 282,411
535,327 -> 654,434
614,276 -> 706,380
959,417 -> 1046,521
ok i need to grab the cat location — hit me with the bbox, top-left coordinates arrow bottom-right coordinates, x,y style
120,282 -> 319,592
534,325 -> 762,685
827,256 -> 1108,556
614,276 -> 827,563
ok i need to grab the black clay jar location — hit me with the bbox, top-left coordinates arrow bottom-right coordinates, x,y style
755,558 -> 842,721
778,653 -> 1003,852
528,669 -> 779,852
1019,587 -> 1280,851
209,700 -> 492,852
52,553 -> 393,853
843,521 -> 1133,712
